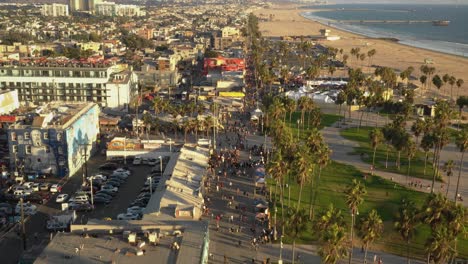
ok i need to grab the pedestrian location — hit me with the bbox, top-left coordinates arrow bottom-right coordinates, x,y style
230,215 -> 234,223
229,181 -> 232,188
236,188 -> 240,195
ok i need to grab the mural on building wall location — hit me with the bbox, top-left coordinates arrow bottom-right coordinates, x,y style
25,129 -> 58,175
66,105 -> 100,176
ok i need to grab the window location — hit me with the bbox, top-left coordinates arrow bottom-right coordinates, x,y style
44,132 -> 49,140
25,145 -> 31,154
11,132 -> 17,141
24,132 -> 30,140
57,132 -> 62,141
45,146 -> 50,153
12,145 -> 17,153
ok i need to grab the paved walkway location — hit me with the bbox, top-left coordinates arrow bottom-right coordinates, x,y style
321,121 -> 468,207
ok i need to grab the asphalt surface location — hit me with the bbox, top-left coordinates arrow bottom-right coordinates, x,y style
0,151 -> 169,263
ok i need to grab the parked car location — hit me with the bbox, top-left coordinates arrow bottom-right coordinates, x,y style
147,158 -> 158,166
117,212 -> 140,220
133,157 -> 142,165
105,180 -> 121,187
101,185 -> 118,193
99,163 -> 118,171
127,206 -> 145,215
31,183 -> 40,192
88,174 -> 107,181
108,176 -> 126,183
56,194 -> 69,203
15,203 -> 37,215
141,158 -> 149,165
113,168 -> 131,176
22,182 -> 34,189
39,183 -> 50,191
49,184 -> 62,193
69,202 -> 93,212
69,196 -> 88,203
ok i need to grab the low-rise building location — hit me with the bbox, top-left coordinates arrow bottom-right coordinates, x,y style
7,102 -> 100,177
0,90 -> 20,115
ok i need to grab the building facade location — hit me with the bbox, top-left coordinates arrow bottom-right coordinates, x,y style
41,4 -> 69,17
0,61 -> 137,109
95,2 -> 144,17
7,103 -> 100,177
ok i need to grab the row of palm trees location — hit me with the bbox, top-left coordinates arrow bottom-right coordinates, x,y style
368,101 -> 468,200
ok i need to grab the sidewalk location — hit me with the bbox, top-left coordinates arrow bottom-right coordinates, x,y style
321,123 -> 468,207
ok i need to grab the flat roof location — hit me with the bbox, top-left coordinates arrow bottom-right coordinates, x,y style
35,221 -> 207,264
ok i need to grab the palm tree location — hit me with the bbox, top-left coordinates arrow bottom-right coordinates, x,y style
358,209 -> 384,264
285,208 -> 308,264
297,96 -> 309,126
422,193 -> 449,232
411,118 -> 425,145
442,160 -> 454,197
314,204 -> 347,230
454,127 -> 468,203
311,145 -> 331,218
419,75 -> 428,94
335,90 -> 346,120
368,128 -> 383,174
447,203 -> 467,263
267,150 -> 289,221
344,179 -> 367,264
442,73 -> 451,95
421,133 -> 435,175
456,96 -> 468,128
405,138 -> 417,182
432,74 -> 444,92
425,226 -> 454,264
392,129 -> 410,170
318,223 -> 349,264
394,200 -> 419,264
367,49 -> 376,72
284,97 -> 297,122
448,76 -> 456,100
293,145 -> 313,211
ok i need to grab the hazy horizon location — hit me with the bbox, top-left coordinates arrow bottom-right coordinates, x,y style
330,0 -> 468,4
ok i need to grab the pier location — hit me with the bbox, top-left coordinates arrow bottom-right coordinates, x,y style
334,20 -> 435,25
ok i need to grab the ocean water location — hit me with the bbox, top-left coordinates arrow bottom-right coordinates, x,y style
303,4 -> 468,57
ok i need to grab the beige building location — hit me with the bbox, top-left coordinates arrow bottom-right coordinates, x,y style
41,4 -> 69,17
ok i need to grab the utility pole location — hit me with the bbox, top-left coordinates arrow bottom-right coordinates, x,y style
212,103 -> 216,150
20,197 -> 26,250
80,144 -> 90,185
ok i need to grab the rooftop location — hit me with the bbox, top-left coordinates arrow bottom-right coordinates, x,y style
9,102 -> 96,130
35,220 -> 207,264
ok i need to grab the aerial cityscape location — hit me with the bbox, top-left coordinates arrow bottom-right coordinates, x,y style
0,0 -> 466,263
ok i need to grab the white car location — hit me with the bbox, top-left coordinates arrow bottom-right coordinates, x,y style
15,203 -> 37,215
14,189 -> 33,197
56,194 -> 69,203
32,183 -> 40,192
117,212 -> 139,220
133,157 -> 142,165
50,184 -> 62,193
88,174 -> 107,181
127,206 -> 144,215
111,172 -> 128,179
22,182 -> 34,189
69,196 -> 88,203
113,168 -> 130,176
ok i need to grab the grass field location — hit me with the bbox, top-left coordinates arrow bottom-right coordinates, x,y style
340,127 -> 439,181
267,161 -> 468,260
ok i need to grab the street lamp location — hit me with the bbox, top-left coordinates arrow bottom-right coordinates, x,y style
148,176 -> 153,196
158,156 -> 163,176
296,119 -> 300,139
89,176 -> 94,206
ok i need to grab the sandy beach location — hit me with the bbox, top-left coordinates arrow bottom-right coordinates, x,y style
254,4 -> 468,97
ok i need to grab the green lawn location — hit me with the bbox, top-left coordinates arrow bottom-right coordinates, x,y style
267,161 -> 468,260
340,127 -> 439,181
283,112 -> 342,141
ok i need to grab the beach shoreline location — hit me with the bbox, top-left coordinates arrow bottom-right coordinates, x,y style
254,3 -> 468,97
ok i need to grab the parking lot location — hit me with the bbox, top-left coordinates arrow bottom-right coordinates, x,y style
0,152 -> 170,263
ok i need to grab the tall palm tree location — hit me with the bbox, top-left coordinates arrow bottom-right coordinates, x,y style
432,74 -> 444,92
391,129 -> 410,170
456,96 -> 468,128
448,76 -> 456,100
285,208 -> 308,264
425,226 -> 454,264
422,193 -> 450,232
456,79 -> 464,99
297,96 -> 309,126
421,133 -> 435,176
344,179 -> 367,264
358,209 -> 384,264
311,145 -> 331,218
314,203 -> 347,230
335,90 -> 346,120
442,160 -> 454,197
454,127 -> 468,203
284,97 -> 297,122
404,138 -> 417,182
293,145 -> 313,211
411,118 -> 425,145
447,203 -> 467,263
267,150 -> 289,221
318,223 -> 349,264
369,128 -> 384,174
394,200 -> 419,264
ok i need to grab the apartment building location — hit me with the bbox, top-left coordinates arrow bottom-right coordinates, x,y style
41,4 -> 69,17
0,60 -> 137,109
7,102 -> 100,177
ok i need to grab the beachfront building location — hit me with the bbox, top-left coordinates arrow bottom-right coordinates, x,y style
41,4 -> 69,17
7,102 -> 100,177
0,59 -> 138,110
